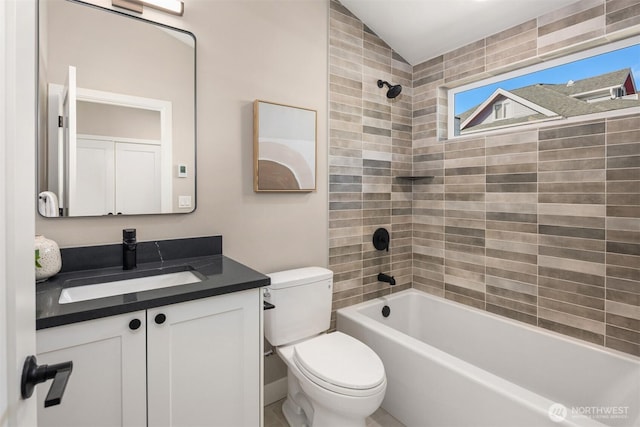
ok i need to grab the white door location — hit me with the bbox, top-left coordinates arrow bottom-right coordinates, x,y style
62,66 -> 77,216
75,138 -> 115,216
36,313 -> 147,427
73,139 -> 160,216
1,0 -> 38,425
147,290 -> 262,427
47,83 -> 64,200
115,142 -> 161,215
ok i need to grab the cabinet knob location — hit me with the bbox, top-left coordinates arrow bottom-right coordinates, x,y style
154,313 -> 166,324
129,319 -> 141,330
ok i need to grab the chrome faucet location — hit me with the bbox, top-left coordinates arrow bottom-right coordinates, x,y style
122,229 -> 137,270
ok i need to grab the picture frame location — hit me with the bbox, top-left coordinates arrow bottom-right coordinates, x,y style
253,100 -> 317,192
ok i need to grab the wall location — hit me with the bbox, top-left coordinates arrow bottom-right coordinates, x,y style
330,0 -> 640,357
327,0 -> 413,328
411,0 -> 640,357
36,0 -> 329,275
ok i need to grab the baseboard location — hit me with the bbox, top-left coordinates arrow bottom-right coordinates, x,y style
264,377 -> 288,406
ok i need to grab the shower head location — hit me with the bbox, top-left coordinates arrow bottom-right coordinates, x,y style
377,80 -> 402,99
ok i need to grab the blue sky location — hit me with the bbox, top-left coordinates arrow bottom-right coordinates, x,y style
454,44 -> 640,115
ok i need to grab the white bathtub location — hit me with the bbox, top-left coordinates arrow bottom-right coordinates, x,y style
337,289 -> 640,427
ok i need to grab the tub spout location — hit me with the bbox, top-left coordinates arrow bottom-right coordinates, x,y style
378,272 -> 396,286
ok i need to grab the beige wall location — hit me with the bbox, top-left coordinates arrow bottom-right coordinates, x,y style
36,0 -> 329,274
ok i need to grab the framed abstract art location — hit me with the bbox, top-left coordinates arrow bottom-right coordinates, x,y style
253,100 -> 317,192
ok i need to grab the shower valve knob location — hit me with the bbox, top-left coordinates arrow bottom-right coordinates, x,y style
373,228 -> 390,252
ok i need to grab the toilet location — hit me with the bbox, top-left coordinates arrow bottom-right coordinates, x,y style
264,267 -> 387,427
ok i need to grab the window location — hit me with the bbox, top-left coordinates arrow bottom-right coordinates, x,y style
449,37 -> 640,137
613,87 -> 626,98
493,101 -> 510,120
494,104 -> 502,119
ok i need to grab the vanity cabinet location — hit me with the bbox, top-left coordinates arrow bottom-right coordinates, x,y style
36,310 -> 147,427
146,290 -> 262,427
36,289 -> 262,427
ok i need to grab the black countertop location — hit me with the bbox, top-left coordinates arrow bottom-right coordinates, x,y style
36,236 -> 270,330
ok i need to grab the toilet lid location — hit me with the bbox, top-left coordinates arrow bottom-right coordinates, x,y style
292,332 -> 385,391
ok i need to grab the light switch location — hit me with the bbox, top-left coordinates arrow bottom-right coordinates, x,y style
178,196 -> 191,208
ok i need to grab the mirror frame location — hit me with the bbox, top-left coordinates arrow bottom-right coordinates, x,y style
36,0 -> 197,218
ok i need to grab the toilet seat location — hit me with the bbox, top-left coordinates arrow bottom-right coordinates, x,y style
291,332 -> 385,397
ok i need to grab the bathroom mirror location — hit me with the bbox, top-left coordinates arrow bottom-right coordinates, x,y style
37,0 -> 196,217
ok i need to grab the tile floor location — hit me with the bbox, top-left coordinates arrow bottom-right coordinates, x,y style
264,398 -> 405,427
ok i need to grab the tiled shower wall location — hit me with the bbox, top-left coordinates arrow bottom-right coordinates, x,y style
412,117 -> 640,357
328,0 -> 413,328
329,0 -> 640,356
411,0 -> 640,357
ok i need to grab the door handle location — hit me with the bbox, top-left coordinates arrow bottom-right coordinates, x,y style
21,355 -> 73,407
263,301 -> 275,310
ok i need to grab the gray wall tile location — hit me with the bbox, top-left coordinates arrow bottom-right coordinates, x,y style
330,0 -> 640,356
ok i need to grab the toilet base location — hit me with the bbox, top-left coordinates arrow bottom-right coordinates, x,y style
281,395 -> 368,427
282,397 -> 309,427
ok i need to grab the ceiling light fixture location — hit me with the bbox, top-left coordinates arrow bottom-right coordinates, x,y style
112,0 -> 184,16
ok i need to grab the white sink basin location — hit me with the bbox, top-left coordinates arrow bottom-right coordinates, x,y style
59,270 -> 202,304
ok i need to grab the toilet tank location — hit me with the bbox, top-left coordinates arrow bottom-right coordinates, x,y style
264,267 -> 333,346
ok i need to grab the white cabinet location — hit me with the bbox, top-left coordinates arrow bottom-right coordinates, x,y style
113,142 -> 162,215
36,289 -> 262,427
74,138 -> 115,216
73,138 -> 162,216
36,311 -> 147,427
147,290 -> 262,427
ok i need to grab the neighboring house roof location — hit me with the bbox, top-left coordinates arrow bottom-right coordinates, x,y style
552,68 -> 635,97
458,87 -> 557,130
458,68 -> 640,134
513,84 -> 599,117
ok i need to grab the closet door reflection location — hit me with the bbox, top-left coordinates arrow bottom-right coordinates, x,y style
115,143 -> 162,215
73,139 -> 115,216
72,139 -> 161,216
58,66 -> 170,216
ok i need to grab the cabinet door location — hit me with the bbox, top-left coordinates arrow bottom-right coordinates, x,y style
147,289 -> 261,427
74,138 -> 115,216
115,142 -> 161,215
36,311 -> 147,427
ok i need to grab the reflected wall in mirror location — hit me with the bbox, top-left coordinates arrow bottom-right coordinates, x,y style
37,0 -> 196,217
